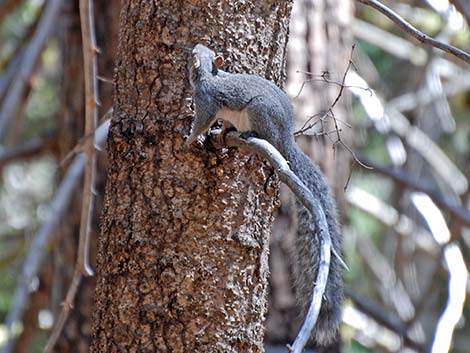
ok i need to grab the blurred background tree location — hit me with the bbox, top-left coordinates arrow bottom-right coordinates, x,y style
0,0 -> 468,352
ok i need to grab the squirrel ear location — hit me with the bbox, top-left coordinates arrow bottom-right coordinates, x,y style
214,55 -> 224,69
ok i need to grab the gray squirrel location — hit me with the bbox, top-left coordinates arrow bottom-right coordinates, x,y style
186,44 -> 343,347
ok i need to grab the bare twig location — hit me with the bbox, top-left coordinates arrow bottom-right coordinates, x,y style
295,46 -> 358,136
0,131 -> 56,172
42,1 -> 101,350
60,107 -> 113,167
224,131 -> 331,353
0,155 -> 86,353
356,0 -> 470,63
295,45 -> 372,170
77,0 -> 99,277
0,120 -> 109,353
42,268 -> 82,353
0,49 -> 24,101
0,0 -> 63,141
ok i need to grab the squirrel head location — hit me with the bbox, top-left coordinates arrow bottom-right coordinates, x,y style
189,44 -> 224,87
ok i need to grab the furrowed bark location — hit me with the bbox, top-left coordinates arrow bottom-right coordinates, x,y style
90,1 -> 293,352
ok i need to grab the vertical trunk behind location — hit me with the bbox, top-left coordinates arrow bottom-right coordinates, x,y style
266,0 -> 353,351
90,1 -> 292,352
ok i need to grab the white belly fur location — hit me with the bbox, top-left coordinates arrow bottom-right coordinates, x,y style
216,108 -> 251,132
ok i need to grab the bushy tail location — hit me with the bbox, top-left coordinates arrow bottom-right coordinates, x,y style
287,145 -> 344,346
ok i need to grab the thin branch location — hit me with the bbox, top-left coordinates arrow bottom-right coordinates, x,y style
42,268 -> 82,353
345,288 -> 429,353
0,0 -> 63,141
42,0 -> 101,342
60,107 -> 113,167
356,0 -> 470,63
361,157 -> 470,225
0,155 -> 86,353
295,46 -> 359,136
0,131 -> 56,172
223,131 -> 332,353
77,0 -> 99,277
295,45 -> 372,170
0,120 -> 109,353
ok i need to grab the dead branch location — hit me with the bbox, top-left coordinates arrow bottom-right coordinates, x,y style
360,157 -> 470,225
0,155 -> 86,353
295,45 -> 372,171
42,1 -> 101,347
0,49 -> 23,101
0,120 -> 109,353
0,131 -> 57,172
356,0 -> 470,63
345,288 -> 429,353
224,131 -> 331,353
42,268 -> 82,353
77,0 -> 99,277
60,107 -> 113,167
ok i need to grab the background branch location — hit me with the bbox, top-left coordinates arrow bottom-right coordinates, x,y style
0,120 -> 109,353
0,155 -> 85,353
77,0 -> 99,277
346,288 -> 429,353
0,131 -> 57,172
357,0 -> 470,63
361,158 -> 470,225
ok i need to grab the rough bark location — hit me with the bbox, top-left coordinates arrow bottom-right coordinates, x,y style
90,1 -> 292,352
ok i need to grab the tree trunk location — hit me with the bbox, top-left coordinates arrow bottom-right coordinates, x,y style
266,0 -> 353,351
291,0 -> 353,204
90,1 -> 292,352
